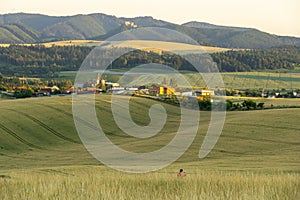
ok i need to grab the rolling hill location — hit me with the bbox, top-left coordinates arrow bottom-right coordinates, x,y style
0,95 -> 299,199
0,23 -> 40,43
0,95 -> 299,171
0,13 -> 300,48
182,21 -> 300,48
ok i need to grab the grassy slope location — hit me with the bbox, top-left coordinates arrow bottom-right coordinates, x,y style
0,24 -> 40,44
55,71 -> 300,90
0,39 -> 231,53
110,40 -> 230,53
1,13 -> 300,48
0,95 -> 298,171
0,95 -> 299,199
0,27 -> 23,44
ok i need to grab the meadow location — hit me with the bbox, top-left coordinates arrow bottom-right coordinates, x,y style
57,70 -> 300,91
0,39 -> 230,53
0,95 -> 299,199
1,167 -> 298,200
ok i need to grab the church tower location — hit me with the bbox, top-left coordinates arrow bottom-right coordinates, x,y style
96,72 -> 101,85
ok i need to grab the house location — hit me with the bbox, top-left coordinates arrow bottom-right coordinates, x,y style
181,91 -> 193,96
194,90 -> 215,97
105,82 -> 120,90
194,89 -> 215,100
39,86 -> 60,96
62,86 -> 75,94
124,21 -> 138,28
137,85 -> 179,96
148,85 -> 160,96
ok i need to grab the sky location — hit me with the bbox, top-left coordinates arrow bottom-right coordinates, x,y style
1,0 -> 300,37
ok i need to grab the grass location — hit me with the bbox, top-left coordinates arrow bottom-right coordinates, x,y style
1,166 -> 299,200
182,72 -> 300,90
109,40 -> 230,53
226,97 -> 300,109
0,39 -> 230,52
56,71 -> 300,91
0,95 -> 299,199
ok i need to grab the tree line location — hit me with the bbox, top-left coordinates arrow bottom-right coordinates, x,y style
0,45 -> 92,77
0,45 -> 299,77
211,46 -> 300,72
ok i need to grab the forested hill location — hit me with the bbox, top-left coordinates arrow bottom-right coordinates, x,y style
0,45 -> 299,77
0,45 -> 92,77
211,46 -> 300,72
0,13 -> 300,48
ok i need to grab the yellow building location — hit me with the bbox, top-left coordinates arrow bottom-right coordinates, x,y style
159,87 -> 175,95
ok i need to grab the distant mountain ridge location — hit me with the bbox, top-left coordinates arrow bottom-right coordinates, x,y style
183,21 -> 250,31
0,13 -> 300,48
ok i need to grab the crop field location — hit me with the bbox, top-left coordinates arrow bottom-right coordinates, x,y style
0,95 -> 299,199
108,40 -> 230,53
57,71 -> 300,91
0,39 -> 230,53
1,167 -> 298,199
181,72 -> 300,90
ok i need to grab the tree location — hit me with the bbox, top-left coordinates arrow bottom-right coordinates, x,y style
226,100 -> 233,110
14,88 -> 32,98
242,99 -> 256,110
257,102 -> 264,109
198,97 -> 211,111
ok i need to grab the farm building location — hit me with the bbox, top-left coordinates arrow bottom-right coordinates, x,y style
194,90 -> 215,97
39,86 -> 60,96
159,87 -> 176,95
137,85 -> 179,96
194,89 -> 215,100
105,82 -> 120,90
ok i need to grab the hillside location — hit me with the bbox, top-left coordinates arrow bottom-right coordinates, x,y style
0,45 -> 299,77
0,23 -> 40,43
212,46 -> 300,72
0,95 -> 298,199
0,13 -> 300,48
183,21 -> 300,48
0,13 -> 122,42
0,94 -> 298,176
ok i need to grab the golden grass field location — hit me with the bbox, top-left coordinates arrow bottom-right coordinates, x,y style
1,166 -> 299,200
0,39 -> 230,53
110,40 -> 230,53
0,95 -> 299,199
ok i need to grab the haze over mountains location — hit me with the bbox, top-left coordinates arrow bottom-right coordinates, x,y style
0,13 -> 299,48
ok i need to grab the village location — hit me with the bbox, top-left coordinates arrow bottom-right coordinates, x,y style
0,72 -> 214,99
1,72 -> 299,100
73,72 -> 216,100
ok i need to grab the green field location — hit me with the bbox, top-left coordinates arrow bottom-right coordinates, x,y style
0,95 -> 299,199
57,71 -> 300,91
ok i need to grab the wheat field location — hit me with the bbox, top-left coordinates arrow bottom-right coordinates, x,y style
0,166 -> 299,200
0,95 -> 299,199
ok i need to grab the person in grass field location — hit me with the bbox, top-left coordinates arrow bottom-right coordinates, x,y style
177,169 -> 186,177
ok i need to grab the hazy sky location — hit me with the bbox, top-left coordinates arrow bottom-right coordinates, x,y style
1,0 -> 299,37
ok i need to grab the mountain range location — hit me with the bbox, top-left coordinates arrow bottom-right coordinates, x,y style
0,13 -> 300,49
